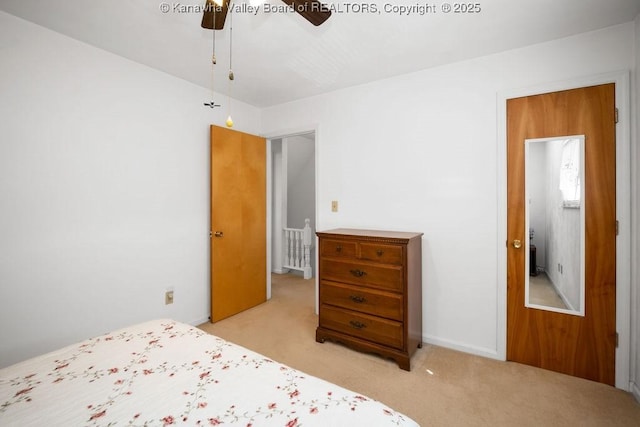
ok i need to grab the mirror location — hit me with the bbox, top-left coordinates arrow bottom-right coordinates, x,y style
524,136 -> 585,316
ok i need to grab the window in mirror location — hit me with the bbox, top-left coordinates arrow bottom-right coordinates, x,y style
559,138 -> 581,208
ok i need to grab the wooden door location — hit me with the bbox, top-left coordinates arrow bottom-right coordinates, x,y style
210,125 -> 266,322
506,84 -> 616,385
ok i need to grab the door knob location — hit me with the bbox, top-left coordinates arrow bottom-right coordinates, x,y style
214,231 -> 224,238
512,239 -> 522,249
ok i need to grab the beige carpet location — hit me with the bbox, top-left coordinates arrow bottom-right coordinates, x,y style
198,273 -> 640,426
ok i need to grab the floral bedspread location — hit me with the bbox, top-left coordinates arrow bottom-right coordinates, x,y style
1,319 -> 418,426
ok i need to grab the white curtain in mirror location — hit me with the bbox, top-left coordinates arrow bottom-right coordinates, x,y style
559,139 -> 581,207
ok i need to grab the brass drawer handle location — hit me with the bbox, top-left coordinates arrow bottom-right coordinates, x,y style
349,269 -> 367,278
349,295 -> 366,303
349,320 -> 366,329
376,249 -> 384,256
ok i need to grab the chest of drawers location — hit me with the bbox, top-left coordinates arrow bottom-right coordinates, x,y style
315,229 -> 423,370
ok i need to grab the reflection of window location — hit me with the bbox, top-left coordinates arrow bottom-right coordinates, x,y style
559,138 -> 580,208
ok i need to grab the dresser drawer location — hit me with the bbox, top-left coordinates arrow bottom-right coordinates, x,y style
320,239 -> 357,259
320,281 -> 403,321
359,243 -> 403,265
320,305 -> 403,350
320,259 -> 403,292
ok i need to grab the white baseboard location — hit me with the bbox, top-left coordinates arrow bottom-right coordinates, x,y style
424,334 -> 501,360
631,381 -> 640,403
189,316 -> 211,327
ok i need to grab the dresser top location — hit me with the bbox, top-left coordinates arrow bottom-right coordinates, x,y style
316,228 -> 423,241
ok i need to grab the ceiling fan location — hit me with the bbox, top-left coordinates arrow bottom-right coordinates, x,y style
201,0 -> 332,30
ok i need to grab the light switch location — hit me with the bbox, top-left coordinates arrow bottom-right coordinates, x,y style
331,201 -> 338,212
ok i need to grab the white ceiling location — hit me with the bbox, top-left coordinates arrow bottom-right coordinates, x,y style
1,0 -> 639,108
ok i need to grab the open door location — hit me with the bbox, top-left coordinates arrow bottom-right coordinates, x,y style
210,125 -> 267,322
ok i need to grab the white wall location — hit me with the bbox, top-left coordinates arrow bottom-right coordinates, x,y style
0,12 -> 261,368
286,135 -> 316,232
261,23 -> 636,359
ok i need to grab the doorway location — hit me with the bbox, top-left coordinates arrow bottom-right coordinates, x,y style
270,132 -> 317,283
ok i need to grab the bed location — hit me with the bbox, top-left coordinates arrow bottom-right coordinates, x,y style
1,319 -> 419,426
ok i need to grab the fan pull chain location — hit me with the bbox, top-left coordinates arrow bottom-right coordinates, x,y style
211,17 -> 216,100
203,8 -> 220,110
211,14 -> 216,65
226,9 -> 234,127
228,10 -> 234,81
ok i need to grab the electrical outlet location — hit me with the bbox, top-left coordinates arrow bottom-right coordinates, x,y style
165,290 -> 174,305
331,200 -> 338,212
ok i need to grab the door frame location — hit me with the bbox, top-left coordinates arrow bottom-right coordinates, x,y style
263,124 -> 321,312
496,71 -> 632,390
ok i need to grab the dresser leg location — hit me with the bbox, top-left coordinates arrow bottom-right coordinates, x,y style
315,328 -> 326,343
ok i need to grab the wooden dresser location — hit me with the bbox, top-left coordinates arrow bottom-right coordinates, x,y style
315,229 -> 423,370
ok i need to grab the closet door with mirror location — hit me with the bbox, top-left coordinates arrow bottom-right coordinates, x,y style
506,84 -> 616,386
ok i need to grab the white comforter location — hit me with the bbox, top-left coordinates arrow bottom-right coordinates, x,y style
1,319 -> 419,426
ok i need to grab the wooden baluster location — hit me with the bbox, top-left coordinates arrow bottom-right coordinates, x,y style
287,230 -> 293,266
289,230 -> 294,267
303,218 -> 312,279
294,230 -> 300,267
283,229 -> 289,267
292,231 -> 297,267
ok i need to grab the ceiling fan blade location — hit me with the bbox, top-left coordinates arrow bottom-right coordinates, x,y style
201,0 -> 230,30
281,0 -> 332,26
